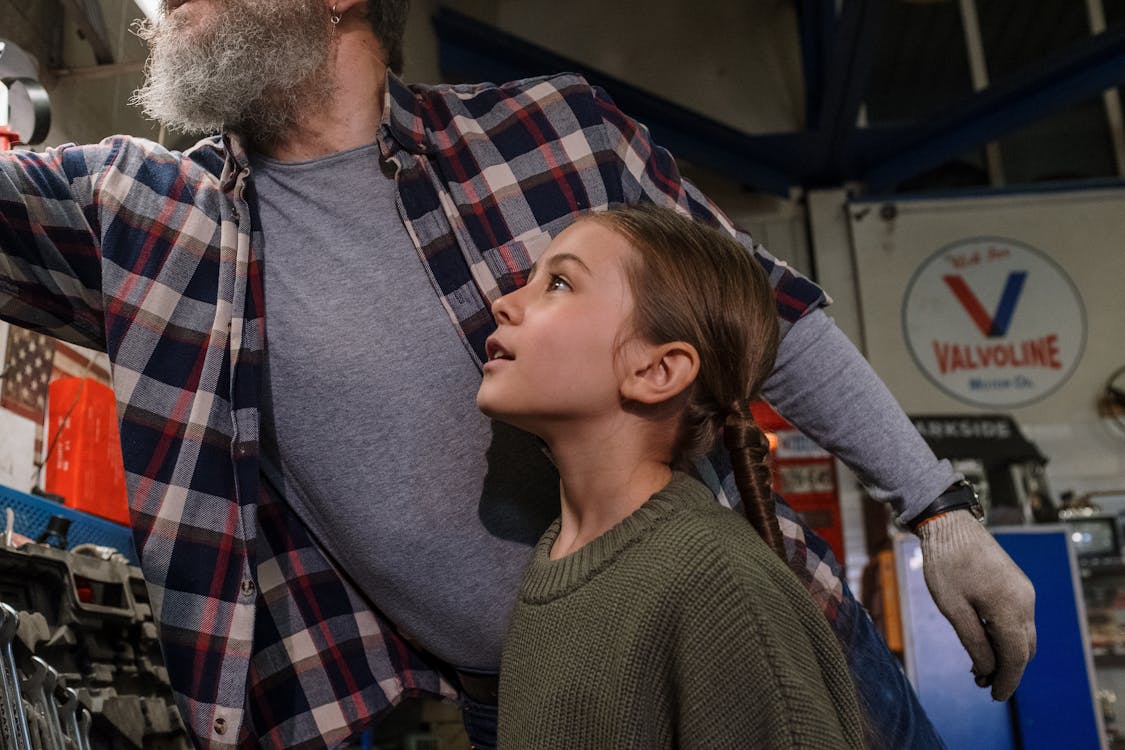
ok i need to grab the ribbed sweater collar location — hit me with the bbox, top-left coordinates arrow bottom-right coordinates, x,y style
519,472 -> 704,603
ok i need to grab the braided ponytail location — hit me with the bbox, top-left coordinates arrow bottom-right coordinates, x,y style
584,204 -> 783,558
724,403 -> 785,559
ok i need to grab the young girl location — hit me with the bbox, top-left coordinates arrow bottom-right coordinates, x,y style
477,204 -> 865,749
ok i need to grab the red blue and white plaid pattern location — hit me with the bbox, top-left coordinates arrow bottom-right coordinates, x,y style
1,72 -> 851,749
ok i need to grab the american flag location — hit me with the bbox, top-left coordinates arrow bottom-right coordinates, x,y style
0,326 -> 55,424
0,325 -> 111,459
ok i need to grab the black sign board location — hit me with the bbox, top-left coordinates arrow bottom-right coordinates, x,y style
910,414 -> 1046,464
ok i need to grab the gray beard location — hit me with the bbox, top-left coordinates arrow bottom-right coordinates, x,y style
130,0 -> 334,146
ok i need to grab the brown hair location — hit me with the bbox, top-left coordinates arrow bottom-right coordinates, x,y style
585,204 -> 785,558
366,0 -> 410,72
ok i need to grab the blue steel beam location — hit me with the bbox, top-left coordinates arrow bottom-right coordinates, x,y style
813,0 -> 888,178
865,20 -> 1125,192
432,7 -> 807,196
796,0 -> 836,127
435,6 -> 1125,196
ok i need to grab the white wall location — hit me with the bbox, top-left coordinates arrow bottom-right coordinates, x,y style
832,188 -> 1125,501
433,0 -> 804,135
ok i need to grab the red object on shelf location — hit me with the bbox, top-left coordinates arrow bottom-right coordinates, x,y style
0,125 -> 18,151
43,377 -> 130,526
752,401 -> 846,563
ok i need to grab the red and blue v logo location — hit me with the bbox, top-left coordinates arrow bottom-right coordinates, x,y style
943,272 -> 1028,338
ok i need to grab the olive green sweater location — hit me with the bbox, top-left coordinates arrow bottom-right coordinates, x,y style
498,472 -> 864,749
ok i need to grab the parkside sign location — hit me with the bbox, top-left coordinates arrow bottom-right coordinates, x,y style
902,237 -> 1085,408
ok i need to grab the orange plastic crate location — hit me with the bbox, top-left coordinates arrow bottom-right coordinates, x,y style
43,377 -> 130,526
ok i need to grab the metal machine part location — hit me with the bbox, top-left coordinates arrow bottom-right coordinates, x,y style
0,40 -> 52,147
0,541 -> 189,749
0,603 -> 32,749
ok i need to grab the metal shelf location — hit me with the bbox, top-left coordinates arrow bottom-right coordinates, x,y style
0,484 -> 136,564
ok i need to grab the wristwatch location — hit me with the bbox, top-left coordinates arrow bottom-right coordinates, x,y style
907,480 -> 985,532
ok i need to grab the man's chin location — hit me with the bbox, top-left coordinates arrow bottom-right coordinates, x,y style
130,87 -> 225,137
132,0 -> 333,146
157,118 -> 221,138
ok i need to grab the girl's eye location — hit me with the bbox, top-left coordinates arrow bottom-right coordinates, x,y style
546,274 -> 571,292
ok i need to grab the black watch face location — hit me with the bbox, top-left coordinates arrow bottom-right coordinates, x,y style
947,482 -> 984,523
958,484 -> 985,522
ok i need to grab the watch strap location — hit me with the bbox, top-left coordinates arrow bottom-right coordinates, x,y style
907,480 -> 982,532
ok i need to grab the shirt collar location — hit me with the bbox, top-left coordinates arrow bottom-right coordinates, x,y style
217,132 -> 251,191
220,68 -> 429,181
223,131 -> 251,167
382,70 -> 431,156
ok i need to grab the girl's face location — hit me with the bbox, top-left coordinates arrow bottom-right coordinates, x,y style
477,219 -> 639,435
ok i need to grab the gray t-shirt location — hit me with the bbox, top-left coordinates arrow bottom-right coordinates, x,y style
251,144 -> 558,670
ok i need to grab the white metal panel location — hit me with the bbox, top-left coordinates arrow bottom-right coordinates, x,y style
847,188 -> 1125,494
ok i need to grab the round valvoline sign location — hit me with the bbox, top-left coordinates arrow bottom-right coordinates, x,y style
902,237 -> 1085,408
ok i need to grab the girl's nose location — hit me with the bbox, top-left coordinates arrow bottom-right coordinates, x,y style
490,289 -> 521,324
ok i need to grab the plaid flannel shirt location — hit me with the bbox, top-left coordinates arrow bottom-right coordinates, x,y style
0,72 -> 877,748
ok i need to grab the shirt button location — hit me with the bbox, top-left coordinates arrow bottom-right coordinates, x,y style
240,579 -> 255,597
214,717 -> 226,735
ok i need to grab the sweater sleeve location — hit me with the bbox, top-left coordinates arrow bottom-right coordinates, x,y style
763,307 -> 959,522
672,549 -> 865,749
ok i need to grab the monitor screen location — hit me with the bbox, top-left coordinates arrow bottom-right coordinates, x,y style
1067,517 -> 1119,558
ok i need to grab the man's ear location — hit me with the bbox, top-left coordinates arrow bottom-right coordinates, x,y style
621,341 -> 700,405
330,0 -> 367,16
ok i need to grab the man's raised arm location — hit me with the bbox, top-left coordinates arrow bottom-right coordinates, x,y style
766,309 -> 1035,700
0,142 -> 113,349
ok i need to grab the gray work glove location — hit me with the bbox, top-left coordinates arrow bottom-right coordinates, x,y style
917,509 -> 1036,700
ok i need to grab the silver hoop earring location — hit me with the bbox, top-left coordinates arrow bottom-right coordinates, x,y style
330,4 -> 341,24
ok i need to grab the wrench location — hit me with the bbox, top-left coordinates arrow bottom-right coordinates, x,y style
0,604 -> 30,749
55,688 -> 79,750
14,662 -> 39,750
18,660 -> 46,750
74,708 -> 90,750
39,662 -> 66,750
22,659 -> 64,750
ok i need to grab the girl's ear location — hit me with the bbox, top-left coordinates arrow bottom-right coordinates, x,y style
621,341 -> 700,405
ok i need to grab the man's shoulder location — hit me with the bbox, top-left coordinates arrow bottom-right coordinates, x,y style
410,72 -> 601,120
181,134 -> 227,167
412,71 -> 594,100
54,134 -> 226,181
160,134 -> 229,180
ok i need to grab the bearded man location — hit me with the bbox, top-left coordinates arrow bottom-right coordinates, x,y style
0,1 -> 1034,748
